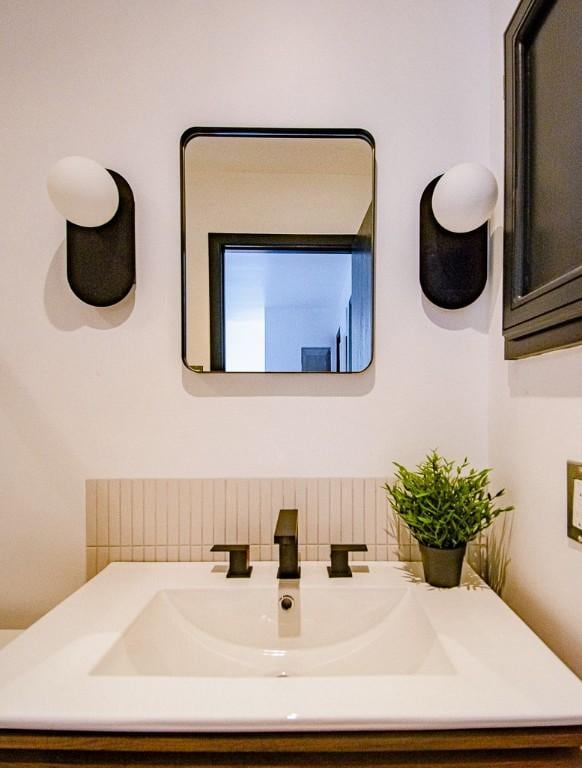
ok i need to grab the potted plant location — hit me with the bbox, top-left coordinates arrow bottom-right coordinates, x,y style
383,450 -> 513,587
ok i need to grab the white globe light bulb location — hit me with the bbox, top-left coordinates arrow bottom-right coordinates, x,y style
432,162 -> 498,233
47,156 -> 119,227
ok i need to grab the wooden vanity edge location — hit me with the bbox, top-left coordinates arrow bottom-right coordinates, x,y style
0,725 -> 581,752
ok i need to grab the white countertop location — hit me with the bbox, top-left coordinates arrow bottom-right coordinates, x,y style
0,631 -> 22,650
0,561 -> 580,732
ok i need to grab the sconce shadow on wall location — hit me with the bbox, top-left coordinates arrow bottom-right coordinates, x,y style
47,156 -> 135,307
420,163 -> 498,310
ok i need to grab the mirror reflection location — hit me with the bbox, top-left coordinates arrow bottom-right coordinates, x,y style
181,130 -> 375,373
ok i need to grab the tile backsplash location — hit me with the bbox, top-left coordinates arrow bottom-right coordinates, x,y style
86,478 -> 486,579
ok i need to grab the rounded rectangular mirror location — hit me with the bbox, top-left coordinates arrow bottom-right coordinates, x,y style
181,128 -> 375,373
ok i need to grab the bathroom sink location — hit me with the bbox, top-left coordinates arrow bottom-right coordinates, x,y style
0,561 -> 581,732
93,586 -> 453,677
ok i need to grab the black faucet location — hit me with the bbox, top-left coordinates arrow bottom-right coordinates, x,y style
274,508 -> 301,579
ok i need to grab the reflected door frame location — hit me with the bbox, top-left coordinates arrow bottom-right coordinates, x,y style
208,233 -> 355,372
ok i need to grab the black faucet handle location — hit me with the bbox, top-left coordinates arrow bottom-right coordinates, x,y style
327,543 -> 368,578
210,544 -> 252,578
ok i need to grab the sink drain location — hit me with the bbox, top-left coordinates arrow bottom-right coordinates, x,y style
279,595 -> 295,611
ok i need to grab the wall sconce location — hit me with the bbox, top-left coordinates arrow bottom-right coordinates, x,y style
47,156 -> 135,307
420,162 -> 498,309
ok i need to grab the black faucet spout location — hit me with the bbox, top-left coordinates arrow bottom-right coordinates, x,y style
274,509 -> 300,579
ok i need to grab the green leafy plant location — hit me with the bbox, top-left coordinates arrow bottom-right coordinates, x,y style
383,450 -> 513,549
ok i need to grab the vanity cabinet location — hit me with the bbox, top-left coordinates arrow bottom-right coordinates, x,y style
1,727 -> 581,767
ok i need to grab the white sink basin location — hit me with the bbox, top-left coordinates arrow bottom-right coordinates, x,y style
93,586 -> 453,677
0,561 -> 581,732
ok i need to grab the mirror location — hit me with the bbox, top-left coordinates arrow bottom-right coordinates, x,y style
181,128 -> 375,373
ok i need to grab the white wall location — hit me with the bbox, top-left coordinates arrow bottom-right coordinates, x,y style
1,0 -> 491,627
488,1 -> 582,677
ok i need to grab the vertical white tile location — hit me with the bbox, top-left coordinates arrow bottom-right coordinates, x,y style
329,479 -> 341,544
388,544 -> 400,560
225,480 -> 237,543
178,479 -> 191,546
96,547 -> 109,572
298,544 -> 307,561
132,479 -> 144,546
132,546 -> 144,562
96,480 -> 109,546
398,519 -> 411,546
236,479 -> 249,544
143,480 -> 156,546
249,480 -> 260,547
283,478 -> 296,508
179,545 -> 190,562
340,478 -> 353,543
467,545 -> 480,573
108,480 -> 121,547
155,546 -> 167,561
86,548 -> 97,580
120,546 -> 132,561
167,546 -> 179,562
410,540 -> 421,561
250,544 -> 261,562
294,479 -> 306,544
380,478 -> 397,547
167,480 -> 179,546
317,479 -> 330,546
306,479 -> 318,545
270,479 -> 283,550
366,544 -> 377,561
144,546 -> 156,562
190,480 -> 202,546
375,479 -> 388,545
213,480 -> 226,557
155,479 -> 168,546
364,479 -> 376,556
479,543 -> 488,579
376,544 -> 388,561
260,545 -> 271,561
352,479 -> 365,543
260,480 -> 273,547
318,544 -> 329,561
109,546 -> 121,563
306,545 -> 317,561
386,511 -> 398,546
120,480 -> 132,546
202,480 -> 214,546
190,545 -> 202,561
86,480 -> 97,546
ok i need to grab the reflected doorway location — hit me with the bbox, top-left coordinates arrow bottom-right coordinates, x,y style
208,234 -> 371,373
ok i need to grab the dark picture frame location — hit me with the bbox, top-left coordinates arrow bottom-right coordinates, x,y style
503,0 -> 582,359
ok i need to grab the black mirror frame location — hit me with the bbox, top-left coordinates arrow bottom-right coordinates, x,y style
179,127 -> 375,374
